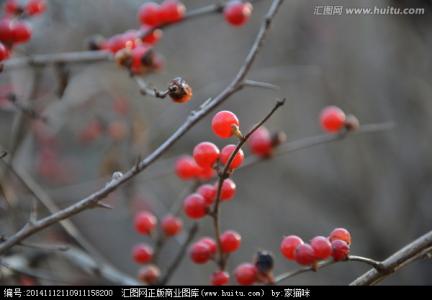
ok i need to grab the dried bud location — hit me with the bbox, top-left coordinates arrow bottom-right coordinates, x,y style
271,130 -> 287,148
114,48 -> 132,67
254,250 -> 274,274
168,77 -> 193,103
345,114 -> 360,131
87,35 -> 106,51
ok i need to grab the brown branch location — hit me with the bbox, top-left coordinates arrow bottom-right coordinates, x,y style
210,98 -> 286,270
0,0 -> 284,255
350,230 -> 432,285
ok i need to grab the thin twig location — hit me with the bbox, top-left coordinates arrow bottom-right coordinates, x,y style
0,0 -> 284,255
243,79 -> 280,90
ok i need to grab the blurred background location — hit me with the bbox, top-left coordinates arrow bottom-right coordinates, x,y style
0,0 -> 431,285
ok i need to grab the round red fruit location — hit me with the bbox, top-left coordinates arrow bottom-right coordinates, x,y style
132,243 -> 153,264
190,242 -> 211,264
319,106 -> 346,133
211,271 -> 230,286
220,230 -> 241,253
175,155 -> 200,180
310,236 -> 332,260
160,0 -> 185,23
26,0 -> 46,16
138,265 -> 160,284
197,184 -> 217,205
329,227 -> 352,245
211,111 -> 240,139
5,0 -> 20,15
218,178 -> 236,201
220,144 -> 244,169
198,237 -> 217,255
234,263 -> 257,285
130,45 -> 154,74
12,21 -> 32,44
138,2 -> 161,26
0,19 -> 14,43
140,25 -> 162,45
331,240 -> 350,261
197,166 -> 215,181
134,211 -> 157,235
224,1 -> 253,27
193,142 -> 220,168
248,127 -> 272,157
161,215 -> 183,237
295,243 -> 316,266
183,193 -> 207,219
280,235 -> 304,260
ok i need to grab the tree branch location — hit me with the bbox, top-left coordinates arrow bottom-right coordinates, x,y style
0,0 -> 284,256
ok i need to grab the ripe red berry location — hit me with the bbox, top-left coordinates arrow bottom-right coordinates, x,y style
132,243 -> 153,264
138,265 -> 160,284
248,127 -> 273,157
234,263 -> 257,285
175,155 -> 200,180
0,42 -> 9,62
138,2 -> 161,26
220,144 -> 244,169
25,0 -> 46,16
140,25 -> 162,45
280,235 -> 304,260
0,19 -> 14,44
197,166 -> 216,181
160,0 -> 185,24
183,193 -> 207,219
5,0 -> 20,15
295,243 -> 316,266
193,142 -> 220,168
198,237 -> 217,255
211,271 -> 230,286
190,242 -> 212,264
220,230 -> 241,253
197,184 -> 217,206
319,106 -> 346,133
130,45 -> 154,75
224,1 -> 253,27
310,236 -> 332,260
329,227 -> 352,245
331,240 -> 350,261
161,214 -> 183,237
211,111 -> 240,139
217,178 -> 236,201
134,211 -> 157,235
12,21 -> 32,44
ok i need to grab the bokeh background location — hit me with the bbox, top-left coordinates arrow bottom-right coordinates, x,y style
0,0 -> 431,285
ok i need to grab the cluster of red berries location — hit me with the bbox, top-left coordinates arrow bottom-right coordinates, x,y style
0,0 -> 46,62
320,106 -> 360,133
280,228 -> 351,266
132,210 -> 183,284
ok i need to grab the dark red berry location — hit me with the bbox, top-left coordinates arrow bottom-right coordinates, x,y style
220,144 -> 244,169
331,240 -> 350,261
320,106 -> 346,133
211,111 -> 240,139
132,243 -> 153,264
0,19 -> 14,44
12,21 -> 32,44
211,271 -> 230,286
220,230 -> 241,253
138,265 -> 160,284
197,184 -> 217,206
310,236 -> 332,260
224,1 -> 253,27
280,235 -> 304,260
161,214 -> 183,237
295,243 -> 316,265
193,142 -> 220,168
134,211 -> 157,235
329,227 -> 352,245
175,155 -> 200,180
190,242 -> 212,264
183,193 -> 207,219
234,263 -> 257,285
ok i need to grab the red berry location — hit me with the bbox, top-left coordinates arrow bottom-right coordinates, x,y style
130,44 -> 153,75
329,227 -> 352,245
25,0 -> 46,16
198,237 -> 217,255
234,263 -> 257,285
193,142 -> 220,168
5,0 -> 20,15
175,155 -> 200,180
0,19 -> 14,44
212,111 -> 240,139
220,144 -> 244,169
295,243 -> 316,266
138,265 -> 160,284
220,230 -> 241,253
161,214 -> 183,237
138,2 -> 161,26
218,178 -> 236,201
0,42 -> 9,61
140,25 -> 162,45
132,243 -> 153,264
12,21 -> 32,44
280,235 -> 303,260
134,211 -> 157,235
160,0 -> 185,23
183,193 -> 207,219
197,184 -> 217,206
197,166 -> 216,181
331,240 -> 350,261
319,106 -> 346,133
248,127 -> 272,157
190,242 -> 212,264
211,271 -> 230,286
310,236 -> 332,260
224,1 -> 253,27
